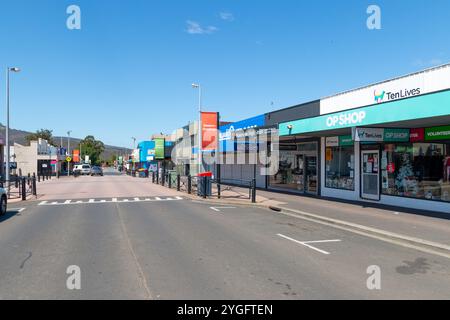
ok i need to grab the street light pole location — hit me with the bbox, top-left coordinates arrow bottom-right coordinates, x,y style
67,130 -> 72,176
5,67 -> 20,191
192,83 -> 202,175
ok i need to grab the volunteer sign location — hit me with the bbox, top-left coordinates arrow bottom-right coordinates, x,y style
425,126 -> 450,141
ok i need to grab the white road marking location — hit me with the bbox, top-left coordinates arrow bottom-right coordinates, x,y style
37,197 -> 184,206
17,208 -> 26,213
210,206 -> 236,212
277,234 -> 341,255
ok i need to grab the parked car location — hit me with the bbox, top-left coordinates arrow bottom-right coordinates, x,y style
0,187 -> 7,216
73,164 -> 92,175
91,166 -> 103,176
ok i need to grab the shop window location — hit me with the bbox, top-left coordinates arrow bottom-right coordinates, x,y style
325,146 -> 355,191
381,142 -> 450,202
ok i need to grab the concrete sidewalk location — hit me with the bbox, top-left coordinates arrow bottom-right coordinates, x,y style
178,182 -> 450,249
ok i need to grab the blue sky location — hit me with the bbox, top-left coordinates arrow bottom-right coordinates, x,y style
0,0 -> 449,148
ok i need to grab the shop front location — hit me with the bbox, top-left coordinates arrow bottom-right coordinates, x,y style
357,127 -> 450,204
279,77 -> 450,213
269,139 -> 320,195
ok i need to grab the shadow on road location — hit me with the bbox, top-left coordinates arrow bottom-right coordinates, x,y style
0,208 -> 24,224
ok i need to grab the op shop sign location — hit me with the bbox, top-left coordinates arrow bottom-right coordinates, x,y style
326,111 -> 367,128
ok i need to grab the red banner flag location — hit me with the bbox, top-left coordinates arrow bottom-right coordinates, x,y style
201,112 -> 219,151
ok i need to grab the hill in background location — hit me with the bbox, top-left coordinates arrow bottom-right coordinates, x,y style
0,125 -> 131,161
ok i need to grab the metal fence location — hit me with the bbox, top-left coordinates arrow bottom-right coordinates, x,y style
148,171 -> 256,203
1,174 -> 38,200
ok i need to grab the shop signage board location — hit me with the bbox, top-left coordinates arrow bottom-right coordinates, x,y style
325,137 -> 339,147
353,128 -> 384,142
201,112 -> 219,151
425,125 -> 450,141
339,135 -> 354,146
384,128 -> 410,142
219,114 -> 265,152
326,136 -> 354,147
280,90 -> 450,136
73,149 -> 80,163
320,65 -> 450,115
410,128 -> 425,142
154,138 -> 165,160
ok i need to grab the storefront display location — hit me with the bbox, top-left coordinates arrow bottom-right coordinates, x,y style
381,141 -> 450,202
269,142 -> 318,194
325,136 -> 355,191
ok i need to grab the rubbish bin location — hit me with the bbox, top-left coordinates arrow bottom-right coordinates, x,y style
197,172 -> 213,197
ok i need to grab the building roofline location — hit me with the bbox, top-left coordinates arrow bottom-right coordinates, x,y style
322,62 -> 450,100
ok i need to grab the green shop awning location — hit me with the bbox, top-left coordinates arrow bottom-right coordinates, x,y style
279,90 -> 450,136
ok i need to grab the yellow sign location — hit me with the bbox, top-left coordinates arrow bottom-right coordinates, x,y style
66,157 -> 72,162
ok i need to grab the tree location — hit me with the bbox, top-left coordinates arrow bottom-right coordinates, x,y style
25,129 -> 55,146
78,136 -> 105,166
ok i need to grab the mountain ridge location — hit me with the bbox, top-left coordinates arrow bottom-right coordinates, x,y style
0,125 -> 131,160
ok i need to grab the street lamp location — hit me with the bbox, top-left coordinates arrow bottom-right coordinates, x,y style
5,67 -> 21,190
67,130 -> 72,176
131,137 -> 136,172
192,83 -> 202,175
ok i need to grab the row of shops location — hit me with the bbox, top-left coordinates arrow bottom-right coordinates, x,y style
212,63 -> 450,213
133,63 -> 450,213
128,135 -> 175,176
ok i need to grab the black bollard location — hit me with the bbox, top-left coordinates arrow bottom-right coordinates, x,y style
21,177 -> 26,201
252,179 -> 256,203
32,176 -> 37,196
188,175 -> 192,194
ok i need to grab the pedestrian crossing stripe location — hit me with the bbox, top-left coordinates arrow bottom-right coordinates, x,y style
38,196 -> 184,206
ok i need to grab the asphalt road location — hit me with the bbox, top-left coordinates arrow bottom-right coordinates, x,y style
1,175 -> 450,299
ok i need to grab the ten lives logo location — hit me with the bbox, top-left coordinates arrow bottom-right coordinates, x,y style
374,88 -> 421,103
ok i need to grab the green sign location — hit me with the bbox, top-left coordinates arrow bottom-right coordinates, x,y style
339,135 -> 354,146
280,90 -> 450,136
425,125 -> 450,141
154,138 -> 165,160
384,128 -> 410,142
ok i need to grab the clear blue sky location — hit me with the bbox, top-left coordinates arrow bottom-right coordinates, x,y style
0,0 -> 449,148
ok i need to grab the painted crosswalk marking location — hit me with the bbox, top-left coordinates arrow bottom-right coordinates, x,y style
38,197 -> 184,206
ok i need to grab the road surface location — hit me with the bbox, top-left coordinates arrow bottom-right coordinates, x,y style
1,172 -> 449,299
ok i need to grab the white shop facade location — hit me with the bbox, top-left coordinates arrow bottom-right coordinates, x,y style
279,64 -> 450,213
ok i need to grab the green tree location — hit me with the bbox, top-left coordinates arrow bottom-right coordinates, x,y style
25,129 -> 55,146
78,136 -> 105,166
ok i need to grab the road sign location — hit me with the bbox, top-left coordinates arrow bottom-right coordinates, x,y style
66,156 -> 72,162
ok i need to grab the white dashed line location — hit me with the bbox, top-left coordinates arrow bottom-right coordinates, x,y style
37,197 -> 184,206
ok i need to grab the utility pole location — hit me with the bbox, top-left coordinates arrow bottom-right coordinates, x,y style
5,67 -> 20,191
67,130 -> 72,176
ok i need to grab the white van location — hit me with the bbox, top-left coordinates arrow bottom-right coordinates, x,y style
74,164 -> 92,175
